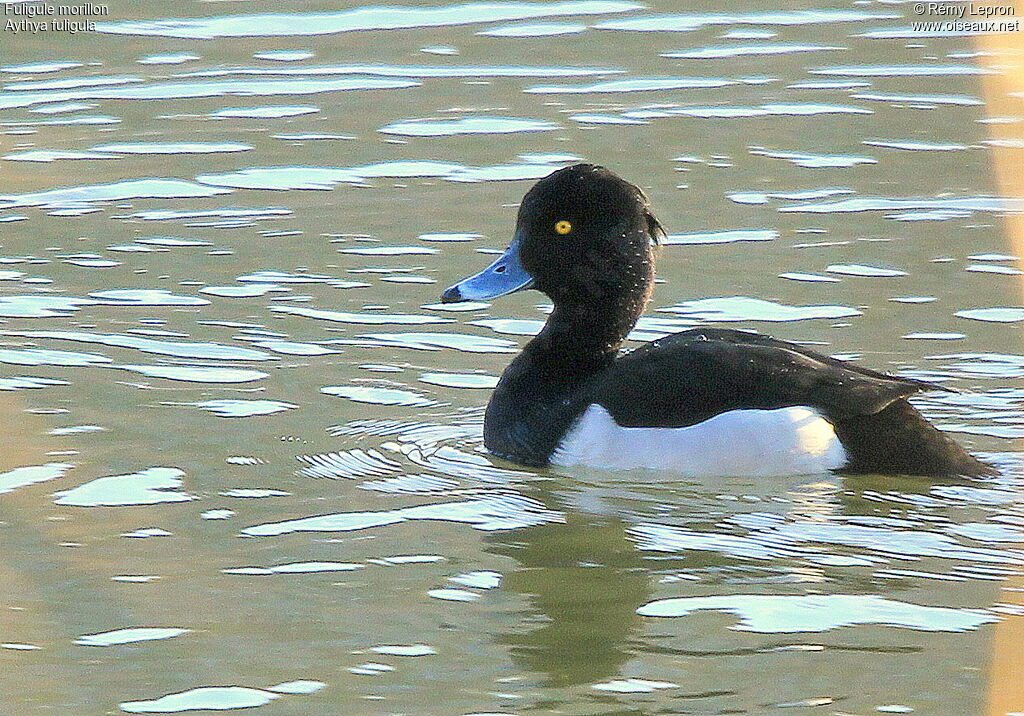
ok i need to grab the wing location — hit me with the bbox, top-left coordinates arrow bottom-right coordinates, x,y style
579,327 -> 949,428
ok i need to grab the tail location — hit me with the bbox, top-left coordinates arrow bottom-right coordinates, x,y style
832,399 -> 997,477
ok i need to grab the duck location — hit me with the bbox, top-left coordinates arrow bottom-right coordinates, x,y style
440,163 -> 995,478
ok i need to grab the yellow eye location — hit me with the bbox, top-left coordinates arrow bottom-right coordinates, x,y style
554,220 -> 572,235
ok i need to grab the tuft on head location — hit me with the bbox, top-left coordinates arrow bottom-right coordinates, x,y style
644,209 -> 666,245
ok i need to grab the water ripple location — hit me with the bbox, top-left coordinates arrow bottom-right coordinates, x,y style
190,400 -> 298,417
298,449 -> 403,479
665,43 -> 844,59
1,179 -> 231,210
97,1 -> 642,38
811,64 -> 992,77
54,467 -> 195,507
321,385 -> 437,407
354,332 -> 519,353
0,347 -> 111,366
0,462 -> 74,494
196,159 -> 565,190
6,330 -> 272,361
624,103 -> 871,119
242,493 -> 564,536
0,77 -> 420,111
75,628 -> 188,647
595,10 -> 898,32
638,594 -> 996,633
664,229 -> 779,245
661,296 -> 862,322
380,116 -> 557,136
778,196 -> 1019,214
120,681 -> 323,713
181,63 -> 622,79
113,365 -> 268,383
0,296 -> 98,318
479,21 -> 587,36
271,306 -> 450,324
527,77 -> 736,93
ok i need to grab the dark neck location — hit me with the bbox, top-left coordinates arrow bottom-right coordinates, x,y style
483,272 -> 651,465
524,279 -> 652,366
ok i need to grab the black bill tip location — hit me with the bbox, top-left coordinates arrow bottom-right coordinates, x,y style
440,285 -> 464,304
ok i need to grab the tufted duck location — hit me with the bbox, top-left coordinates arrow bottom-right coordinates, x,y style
441,164 -> 995,478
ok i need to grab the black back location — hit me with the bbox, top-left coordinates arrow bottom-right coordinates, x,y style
583,327 -> 943,427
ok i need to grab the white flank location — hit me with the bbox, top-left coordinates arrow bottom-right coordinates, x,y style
551,404 -> 847,477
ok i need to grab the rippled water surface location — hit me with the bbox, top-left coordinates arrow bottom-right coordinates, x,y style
1,1 -> 1023,714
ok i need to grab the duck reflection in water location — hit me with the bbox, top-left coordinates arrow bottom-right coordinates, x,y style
487,510 -> 649,688
480,458 -> 1007,697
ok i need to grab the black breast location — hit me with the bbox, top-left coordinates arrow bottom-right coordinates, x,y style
483,350 -> 604,466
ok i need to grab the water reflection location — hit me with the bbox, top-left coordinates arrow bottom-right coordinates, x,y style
489,510 -> 649,688
462,455 -> 1023,706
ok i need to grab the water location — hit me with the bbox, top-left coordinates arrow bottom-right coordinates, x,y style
1,1 -> 1022,714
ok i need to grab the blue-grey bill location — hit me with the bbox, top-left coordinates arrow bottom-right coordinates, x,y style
441,235 -> 534,303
